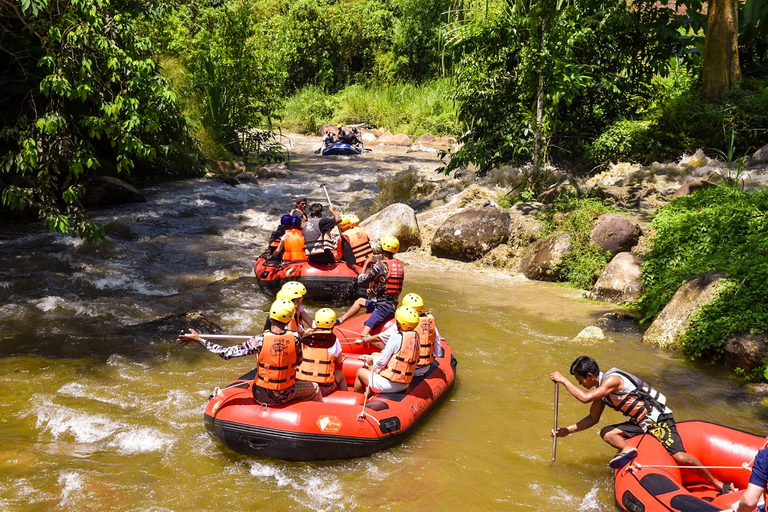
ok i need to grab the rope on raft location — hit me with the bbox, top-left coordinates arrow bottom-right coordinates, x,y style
632,462 -> 752,470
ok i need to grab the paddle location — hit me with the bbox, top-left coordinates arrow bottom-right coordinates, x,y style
196,334 -> 252,341
320,184 -> 344,238
552,382 -> 560,462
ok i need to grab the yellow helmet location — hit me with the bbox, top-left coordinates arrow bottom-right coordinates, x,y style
281,281 -> 307,296
337,124 -> 343,129
314,308 -> 337,329
339,215 -> 351,231
276,288 -> 302,300
269,299 -> 296,323
395,306 -> 419,331
348,214 -> 360,227
402,293 -> 424,312
380,236 -> 400,254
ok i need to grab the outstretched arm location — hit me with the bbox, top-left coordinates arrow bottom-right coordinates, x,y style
177,328 -> 259,360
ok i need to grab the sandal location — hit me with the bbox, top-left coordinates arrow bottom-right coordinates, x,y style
719,482 -> 737,495
609,448 -> 638,469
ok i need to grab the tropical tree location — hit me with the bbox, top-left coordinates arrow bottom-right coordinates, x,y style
0,0 -> 194,240
702,0 -> 741,98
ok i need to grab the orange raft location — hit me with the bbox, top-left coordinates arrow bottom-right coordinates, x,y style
203,314 -> 457,461
253,256 -> 365,301
615,420 -> 763,512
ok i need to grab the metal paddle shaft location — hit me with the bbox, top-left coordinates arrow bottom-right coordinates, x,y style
552,382 -> 560,462
321,184 -> 343,237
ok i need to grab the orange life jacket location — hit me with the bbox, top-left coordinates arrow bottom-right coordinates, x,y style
297,330 -> 336,384
384,259 -> 404,296
416,313 -> 436,366
255,332 -> 298,390
599,368 -> 667,424
283,229 -> 307,262
379,331 -> 419,384
343,227 -> 373,265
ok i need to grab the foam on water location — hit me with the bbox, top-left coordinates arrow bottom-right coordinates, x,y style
33,296 -> 101,316
578,485 -> 602,511
57,381 -> 137,409
247,461 -> 356,511
109,427 -> 175,454
58,471 -> 83,506
76,270 -> 178,296
35,398 -> 120,443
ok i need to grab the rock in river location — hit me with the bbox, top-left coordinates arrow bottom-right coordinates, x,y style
360,203 -> 421,251
430,206 -> 511,261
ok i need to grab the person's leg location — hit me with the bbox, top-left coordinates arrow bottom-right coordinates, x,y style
334,370 -> 348,391
338,298 -> 368,324
358,303 -> 394,343
599,424 -> 637,453
354,368 -> 371,393
670,451 -> 725,491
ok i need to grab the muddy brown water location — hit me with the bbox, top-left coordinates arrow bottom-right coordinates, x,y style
0,135 -> 765,510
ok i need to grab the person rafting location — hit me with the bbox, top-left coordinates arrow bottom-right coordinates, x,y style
275,215 -> 307,262
290,198 -> 308,222
264,282 -> 312,335
401,292 -> 441,368
296,308 -> 348,396
336,214 -> 373,267
336,235 -> 403,343
303,203 -> 342,264
323,129 -> 335,147
178,299 -> 321,406
353,306 -> 420,395
730,446 -> 768,511
549,356 -> 730,493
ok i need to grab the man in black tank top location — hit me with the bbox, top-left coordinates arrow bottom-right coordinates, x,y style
548,356 -> 731,493
303,203 -> 341,263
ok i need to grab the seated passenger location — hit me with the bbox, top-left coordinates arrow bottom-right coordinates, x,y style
264,282 -> 312,336
337,236 -> 403,342
336,124 -> 346,141
324,130 -> 335,147
276,215 -> 307,262
342,128 -> 361,146
303,203 -> 342,264
337,214 -> 372,267
296,308 -> 348,396
401,293 -> 442,367
353,306 -> 420,395
267,214 -> 293,258
177,299 -> 321,406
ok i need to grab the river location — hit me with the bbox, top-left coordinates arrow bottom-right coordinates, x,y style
0,135 -> 764,510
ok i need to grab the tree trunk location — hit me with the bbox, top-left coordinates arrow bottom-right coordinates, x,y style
533,16 -> 548,189
702,0 -> 741,99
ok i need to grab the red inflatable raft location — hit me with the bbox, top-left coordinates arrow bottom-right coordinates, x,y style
203,314 -> 457,461
253,255 -> 365,301
615,420 -> 763,512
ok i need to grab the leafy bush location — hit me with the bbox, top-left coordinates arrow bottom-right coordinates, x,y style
282,86 -> 338,134
588,76 -> 768,164
537,197 -> 616,289
635,187 -> 768,372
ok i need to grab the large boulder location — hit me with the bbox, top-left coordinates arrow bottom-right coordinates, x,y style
747,142 -> 768,166
377,132 -> 412,147
643,272 -> 728,348
590,213 -> 640,258
82,176 -> 145,207
596,312 -> 640,333
430,206 -> 511,261
360,203 -> 421,251
521,233 -> 573,281
589,252 -> 642,303
724,333 -> 768,373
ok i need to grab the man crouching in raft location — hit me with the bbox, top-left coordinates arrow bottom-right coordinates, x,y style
550,355 -> 731,492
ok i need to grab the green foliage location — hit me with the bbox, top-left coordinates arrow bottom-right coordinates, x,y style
281,79 -> 459,137
0,0 -> 197,240
443,0 -> 695,181
537,197 -> 615,289
497,187 -> 537,208
634,187 -> 768,371
587,75 -> 768,165
164,0 -> 285,153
